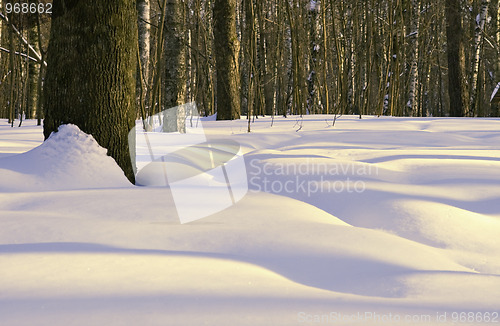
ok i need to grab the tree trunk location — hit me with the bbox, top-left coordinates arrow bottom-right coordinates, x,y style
36,12 -> 45,126
308,1 -> 320,114
244,0 -> 256,131
164,0 -> 186,109
256,1 -> 274,116
497,0 -> 500,83
407,0 -> 421,116
214,0 -> 241,120
8,16 -> 15,126
163,0 -> 187,132
470,0 -> 490,116
27,24 -> 40,120
0,0 -> 2,43
136,0 -> 150,119
321,0 -> 330,114
43,0 -> 137,183
445,0 -> 469,117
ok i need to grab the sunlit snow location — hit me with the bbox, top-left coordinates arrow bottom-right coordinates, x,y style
1,116 -> 500,326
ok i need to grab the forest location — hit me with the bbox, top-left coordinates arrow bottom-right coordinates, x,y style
1,2 -> 500,321
0,0 -> 499,125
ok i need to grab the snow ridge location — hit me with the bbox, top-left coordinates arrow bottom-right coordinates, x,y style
0,124 -> 131,191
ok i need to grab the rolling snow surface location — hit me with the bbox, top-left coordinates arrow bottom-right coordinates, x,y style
1,116 -> 499,326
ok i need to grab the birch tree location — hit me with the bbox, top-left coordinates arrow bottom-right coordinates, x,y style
470,0 -> 490,115
137,0 -> 150,84
407,0 -> 421,116
136,0 -> 150,122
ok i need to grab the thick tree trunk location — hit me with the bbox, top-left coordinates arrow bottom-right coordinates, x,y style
445,0 -> 469,117
43,0 -> 137,183
214,0 -> 241,120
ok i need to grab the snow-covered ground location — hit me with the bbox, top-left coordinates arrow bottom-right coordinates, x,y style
1,116 -> 500,326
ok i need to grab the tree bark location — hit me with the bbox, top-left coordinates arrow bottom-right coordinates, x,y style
407,0 -> 421,116
35,11 -> 45,126
244,0 -> 256,131
445,0 -> 469,117
137,0 -> 150,84
43,0 -> 137,183
163,0 -> 187,132
321,0 -> 330,114
214,0 -> 241,120
470,0 -> 490,116
136,0 -> 150,120
8,15 -> 15,126
164,0 -> 186,109
497,0 -> 500,83
308,1 -> 320,114
27,23 -> 40,120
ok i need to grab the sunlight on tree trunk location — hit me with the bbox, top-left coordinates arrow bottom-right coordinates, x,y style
43,0 -> 137,183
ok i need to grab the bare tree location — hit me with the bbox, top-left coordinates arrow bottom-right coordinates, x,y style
214,0 -> 241,120
407,0 -> 421,116
445,0 -> 469,116
163,0 -> 187,132
470,0 -> 490,115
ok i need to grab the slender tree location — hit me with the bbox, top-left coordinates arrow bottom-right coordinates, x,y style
407,0 -> 421,116
308,1 -> 320,114
7,13 -> 15,126
27,22 -> 39,120
244,0 -> 256,131
136,0 -> 150,123
470,0 -> 490,115
137,0 -> 150,86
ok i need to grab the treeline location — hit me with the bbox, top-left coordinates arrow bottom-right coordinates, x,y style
1,0 -> 499,123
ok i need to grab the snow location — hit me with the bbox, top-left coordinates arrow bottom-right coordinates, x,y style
0,124 -> 131,192
1,116 -> 500,325
308,0 -> 319,11
491,82 -> 500,102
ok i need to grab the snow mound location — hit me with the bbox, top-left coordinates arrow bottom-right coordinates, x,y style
0,124 -> 131,191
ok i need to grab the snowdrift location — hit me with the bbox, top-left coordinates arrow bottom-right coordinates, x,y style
1,117 -> 500,326
0,124 -> 131,192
